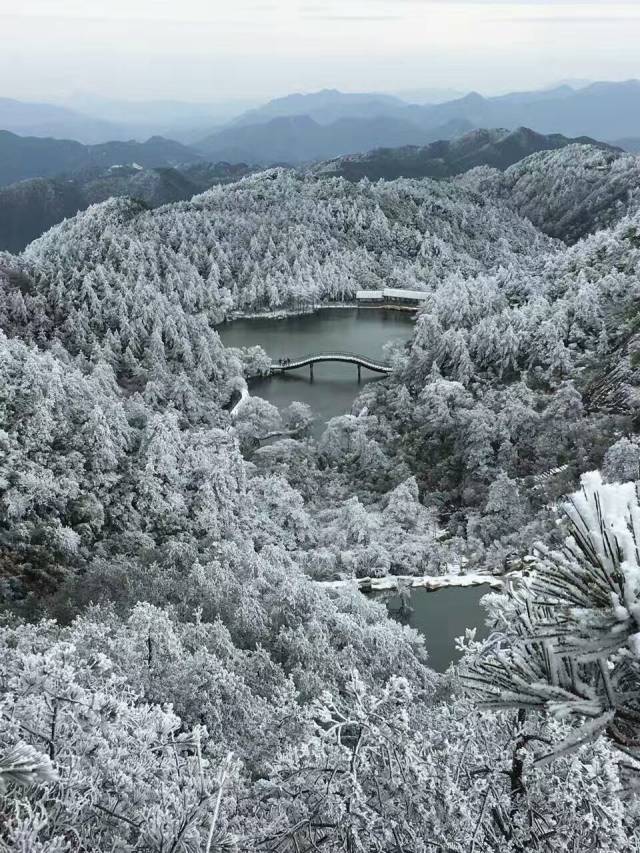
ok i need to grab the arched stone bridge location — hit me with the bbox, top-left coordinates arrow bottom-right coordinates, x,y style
271,351 -> 391,380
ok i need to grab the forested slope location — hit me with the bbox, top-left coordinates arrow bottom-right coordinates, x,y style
312,126 -> 614,182
21,168 -> 554,319
459,143 -> 640,242
0,162 -> 258,253
1,149 -> 640,850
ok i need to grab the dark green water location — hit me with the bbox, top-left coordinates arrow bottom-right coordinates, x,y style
218,308 -> 414,436
384,586 -> 490,671
219,307 -> 486,670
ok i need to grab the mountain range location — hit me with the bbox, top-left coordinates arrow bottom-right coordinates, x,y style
0,130 -> 203,186
405,81 -> 640,141
229,90 -> 410,127
311,127 -> 616,182
59,93 -> 258,143
0,126 -> 627,253
196,114 -> 473,165
0,95 -> 255,145
6,80 -> 640,164
4,80 -> 640,254
0,97 -> 124,145
193,81 -> 640,165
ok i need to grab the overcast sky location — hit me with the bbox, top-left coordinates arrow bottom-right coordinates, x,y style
3,0 -> 640,103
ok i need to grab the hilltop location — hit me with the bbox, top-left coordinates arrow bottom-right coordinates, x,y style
459,143 -> 640,242
311,127 -> 615,181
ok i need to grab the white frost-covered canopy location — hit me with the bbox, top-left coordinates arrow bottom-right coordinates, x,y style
566,471 -> 640,658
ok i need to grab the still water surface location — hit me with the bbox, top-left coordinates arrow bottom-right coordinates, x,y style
383,586 -> 490,671
219,307 -> 487,670
218,308 -> 414,437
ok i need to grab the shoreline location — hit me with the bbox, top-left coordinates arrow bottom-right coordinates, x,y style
225,301 -> 355,322
316,573 -> 503,593
223,300 -> 418,323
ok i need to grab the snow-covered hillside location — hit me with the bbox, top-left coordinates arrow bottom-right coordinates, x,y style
1,146 -> 640,850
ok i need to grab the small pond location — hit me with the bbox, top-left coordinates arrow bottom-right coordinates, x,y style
383,586 -> 490,671
218,307 -> 414,437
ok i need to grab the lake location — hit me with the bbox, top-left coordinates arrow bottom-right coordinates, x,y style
219,306 -> 486,670
218,307 -> 415,436
383,585 -> 490,671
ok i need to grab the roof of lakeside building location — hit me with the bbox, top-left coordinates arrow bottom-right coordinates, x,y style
356,288 -> 429,301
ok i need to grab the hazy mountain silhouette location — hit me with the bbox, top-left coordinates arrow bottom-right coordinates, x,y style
6,81 -> 640,162
200,82 -> 640,164
614,138 -> 640,154
0,130 -> 203,186
0,97 -> 127,144
407,81 -> 640,140
197,114 -> 472,164
230,89 -> 408,127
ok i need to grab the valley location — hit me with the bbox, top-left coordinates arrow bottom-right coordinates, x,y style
2,75 -> 640,851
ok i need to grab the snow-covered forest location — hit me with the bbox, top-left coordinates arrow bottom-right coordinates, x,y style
1,143 -> 640,851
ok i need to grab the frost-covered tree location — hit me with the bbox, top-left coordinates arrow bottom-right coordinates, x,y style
465,472 -> 640,773
602,437 -> 640,483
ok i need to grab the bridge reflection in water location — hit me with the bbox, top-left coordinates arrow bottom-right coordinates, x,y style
271,351 -> 392,382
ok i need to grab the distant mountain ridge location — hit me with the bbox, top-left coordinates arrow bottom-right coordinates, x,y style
197,113 -> 473,165
230,89 -> 409,127
211,80 -> 640,164
0,95 -> 255,144
2,124 -> 631,254
0,97 -> 129,144
409,80 -> 640,141
311,127 -> 617,181
0,130 -> 203,187
0,162 -> 256,253
5,80 -> 640,167
61,93 -> 257,139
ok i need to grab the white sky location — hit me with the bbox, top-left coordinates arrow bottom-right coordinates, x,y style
3,1 -> 640,102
